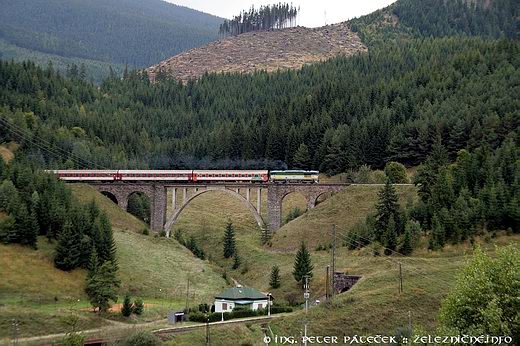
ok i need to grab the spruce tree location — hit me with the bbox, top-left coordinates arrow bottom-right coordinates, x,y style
375,180 -> 401,241
383,215 -> 398,255
232,251 -> 241,270
223,222 -> 236,259
292,143 -> 312,170
54,221 -> 82,271
399,227 -> 413,256
93,213 -> 117,269
85,260 -> 120,313
133,298 -> 144,315
121,293 -> 133,317
269,265 -> 281,289
429,214 -> 446,250
293,241 -> 313,287
87,247 -> 99,280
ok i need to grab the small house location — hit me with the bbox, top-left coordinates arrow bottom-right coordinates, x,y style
214,287 -> 269,313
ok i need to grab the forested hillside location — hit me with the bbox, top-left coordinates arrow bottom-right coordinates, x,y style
1,37 -> 518,172
350,0 -> 519,45
0,0 -> 222,80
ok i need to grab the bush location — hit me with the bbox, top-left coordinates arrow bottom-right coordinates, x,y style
141,228 -> 149,235
285,292 -> 302,306
384,162 -> 408,183
270,305 -> 293,313
121,294 -> 133,317
174,228 -> 185,245
159,230 -> 167,237
62,333 -> 85,346
133,298 -> 144,315
188,305 -> 290,323
198,303 -> 210,313
119,331 -> 161,346
344,222 -> 373,250
285,207 -> 303,223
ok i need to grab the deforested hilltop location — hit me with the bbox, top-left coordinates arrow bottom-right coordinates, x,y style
146,23 -> 367,82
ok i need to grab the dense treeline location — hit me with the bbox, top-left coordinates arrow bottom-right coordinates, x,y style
350,0 -> 519,46
219,3 -> 299,37
0,155 -> 116,271
413,140 -> 520,248
0,37 -> 518,172
393,0 -> 519,40
0,0 -> 221,68
348,140 -> 520,254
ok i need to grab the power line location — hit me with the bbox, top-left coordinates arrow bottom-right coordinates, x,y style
0,116 -> 107,169
332,227 -> 455,290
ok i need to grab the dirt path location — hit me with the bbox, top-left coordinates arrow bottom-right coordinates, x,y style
2,314 -> 286,345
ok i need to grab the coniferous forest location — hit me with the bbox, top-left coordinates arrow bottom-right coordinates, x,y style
0,0 -> 519,255
0,0 -> 222,81
1,37 -> 518,172
219,3 -> 299,37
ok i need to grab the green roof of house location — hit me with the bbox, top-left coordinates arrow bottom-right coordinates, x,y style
215,287 -> 267,300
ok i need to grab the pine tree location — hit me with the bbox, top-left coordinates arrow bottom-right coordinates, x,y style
121,293 -> 133,317
85,260 -> 120,313
269,265 -> 281,289
54,220 -> 82,271
293,241 -> 313,287
223,222 -> 236,259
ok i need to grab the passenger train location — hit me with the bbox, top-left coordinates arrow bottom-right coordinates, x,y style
48,170 -> 320,184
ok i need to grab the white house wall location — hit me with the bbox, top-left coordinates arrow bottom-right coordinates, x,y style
214,299 -> 268,313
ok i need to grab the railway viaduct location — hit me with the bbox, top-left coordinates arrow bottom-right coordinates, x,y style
85,182 -> 348,234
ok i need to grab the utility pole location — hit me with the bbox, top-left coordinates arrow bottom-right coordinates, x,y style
185,276 -> 190,310
205,316 -> 210,346
267,293 -> 271,317
325,265 -> 330,301
303,275 -> 310,346
398,262 -> 403,294
11,319 -> 18,346
331,225 -> 336,298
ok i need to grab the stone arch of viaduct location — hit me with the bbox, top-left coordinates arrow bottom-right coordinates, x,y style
88,183 -> 347,234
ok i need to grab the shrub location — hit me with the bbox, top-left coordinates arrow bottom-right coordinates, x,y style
198,303 -> 210,313
133,298 -> 144,315
159,230 -> 167,237
384,162 -> 408,184
285,207 -> 303,223
62,333 -> 85,346
270,305 -> 293,313
121,294 -> 133,317
344,222 -> 373,250
141,228 -> 149,235
119,331 -> 161,346
285,292 -> 302,306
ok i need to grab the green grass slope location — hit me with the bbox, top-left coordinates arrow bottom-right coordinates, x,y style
167,184 -> 519,344
0,184 -> 227,339
271,185 -> 417,251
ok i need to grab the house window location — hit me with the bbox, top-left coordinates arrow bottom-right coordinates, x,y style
222,303 -> 227,310
258,303 -> 263,309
